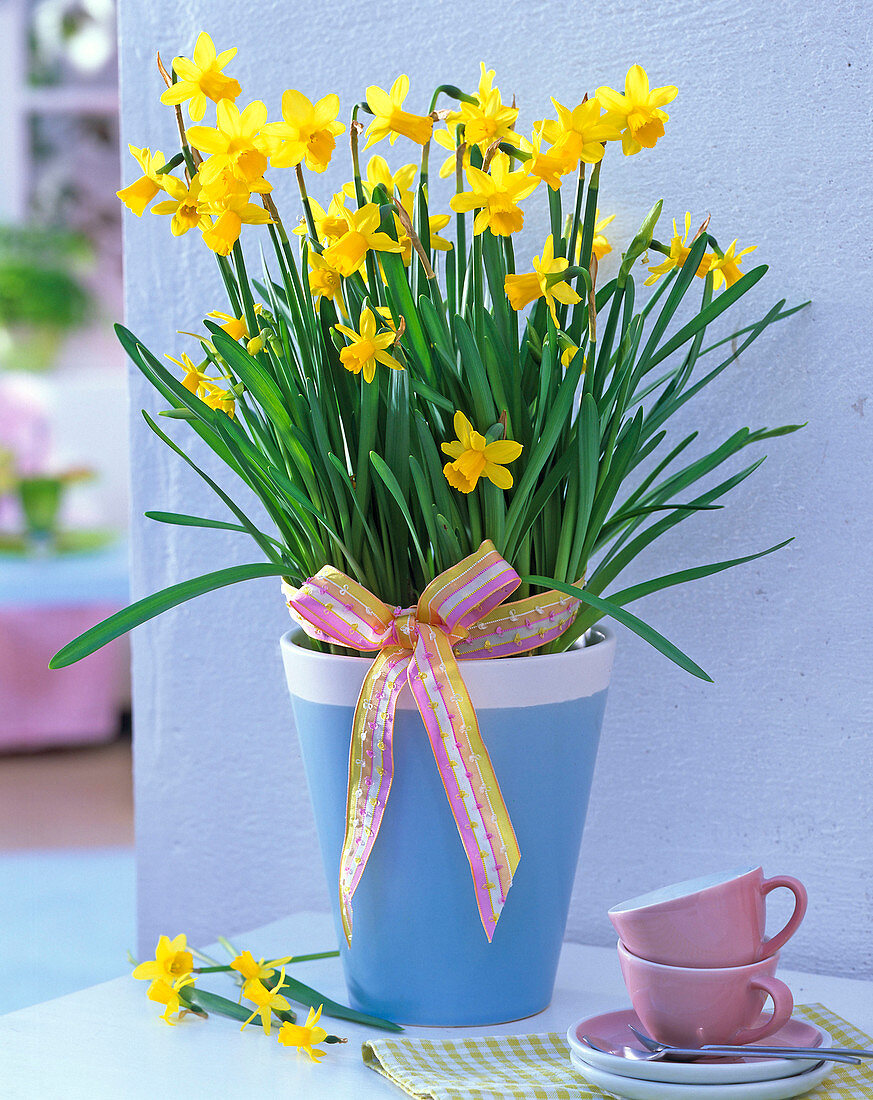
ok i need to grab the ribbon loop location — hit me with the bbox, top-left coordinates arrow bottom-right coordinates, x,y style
418,542 -> 521,638
282,541 -> 580,945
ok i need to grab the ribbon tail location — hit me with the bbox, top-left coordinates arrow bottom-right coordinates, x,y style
409,624 -> 520,941
338,646 -> 410,946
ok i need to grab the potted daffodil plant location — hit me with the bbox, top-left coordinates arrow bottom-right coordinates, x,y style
52,34 -> 803,1025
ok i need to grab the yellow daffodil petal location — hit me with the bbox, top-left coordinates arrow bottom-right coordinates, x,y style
484,461 -> 514,490
452,411 -> 473,448
484,439 -> 523,464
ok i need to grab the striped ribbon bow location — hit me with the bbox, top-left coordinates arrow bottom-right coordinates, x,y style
282,541 -> 578,945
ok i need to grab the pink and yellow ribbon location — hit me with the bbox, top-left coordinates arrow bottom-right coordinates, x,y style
282,541 -> 578,945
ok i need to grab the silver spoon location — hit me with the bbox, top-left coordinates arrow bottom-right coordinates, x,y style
628,1023 -> 871,1060
580,1034 -> 860,1064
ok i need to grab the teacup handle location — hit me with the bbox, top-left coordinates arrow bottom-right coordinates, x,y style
761,875 -> 808,956
733,975 -> 794,1045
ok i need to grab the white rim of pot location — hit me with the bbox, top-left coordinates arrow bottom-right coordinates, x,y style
280,623 -> 616,709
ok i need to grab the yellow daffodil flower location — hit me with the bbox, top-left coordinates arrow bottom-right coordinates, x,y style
450,151 -> 539,236
262,90 -> 345,173
132,933 -> 193,984
644,213 -> 709,285
230,950 -> 293,992
388,191 -> 452,266
197,159 -> 272,206
322,204 -> 403,277
151,175 -> 211,236
200,210 -> 262,254
364,75 -> 433,148
159,32 -> 241,122
334,307 -> 403,382
342,155 -> 418,203
441,411 -> 523,493
209,306 -> 265,352
200,382 -> 236,417
146,974 -> 196,1025
595,65 -> 677,155
116,146 -> 167,216
505,234 -> 582,324
389,214 -> 416,267
521,127 -> 570,191
535,99 -> 621,169
167,353 -> 236,416
427,213 -> 453,253
572,210 -> 616,262
278,1004 -> 328,1063
293,193 -> 353,244
592,211 -> 616,261
366,154 -> 418,197
308,252 -> 345,312
187,100 -> 271,189
169,352 -> 212,396
433,128 -> 471,179
240,971 -> 292,1037
197,178 -> 272,255
560,343 -> 587,369
707,239 -> 757,290
451,63 -> 520,150
210,311 -> 247,340
375,305 -> 397,332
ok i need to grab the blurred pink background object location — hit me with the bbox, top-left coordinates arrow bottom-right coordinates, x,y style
0,604 -> 123,750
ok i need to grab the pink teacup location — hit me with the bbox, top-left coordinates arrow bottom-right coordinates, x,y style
617,940 -> 794,1048
608,866 -> 807,968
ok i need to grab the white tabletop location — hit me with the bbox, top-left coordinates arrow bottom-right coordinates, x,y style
3,911 -> 873,1099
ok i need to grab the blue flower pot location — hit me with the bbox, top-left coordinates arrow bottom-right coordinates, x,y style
281,626 -> 615,1026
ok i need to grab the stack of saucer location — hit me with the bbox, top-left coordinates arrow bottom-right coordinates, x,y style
568,866 -> 834,1099
566,1007 -> 833,1099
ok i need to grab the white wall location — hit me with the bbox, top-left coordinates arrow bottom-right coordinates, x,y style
120,0 -> 873,974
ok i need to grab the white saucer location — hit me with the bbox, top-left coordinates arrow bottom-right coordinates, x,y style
569,1054 -> 833,1100
567,1008 -> 828,1085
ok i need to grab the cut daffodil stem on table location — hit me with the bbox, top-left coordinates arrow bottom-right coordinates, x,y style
133,930 -> 401,1036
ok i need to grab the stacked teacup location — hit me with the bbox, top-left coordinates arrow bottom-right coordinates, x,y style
609,866 -> 807,1049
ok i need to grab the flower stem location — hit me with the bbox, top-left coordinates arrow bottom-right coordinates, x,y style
566,162 -> 586,267
195,949 -> 340,974
350,104 -> 367,209
454,126 -> 467,314
548,186 -> 563,257
190,947 -> 225,967
577,159 -> 602,273
295,165 -> 321,248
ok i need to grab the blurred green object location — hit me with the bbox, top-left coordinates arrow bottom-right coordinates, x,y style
3,467 -> 100,553
0,528 -> 114,555
0,224 -> 93,372
19,475 -> 64,538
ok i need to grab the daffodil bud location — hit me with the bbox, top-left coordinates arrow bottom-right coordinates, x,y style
620,199 -> 663,282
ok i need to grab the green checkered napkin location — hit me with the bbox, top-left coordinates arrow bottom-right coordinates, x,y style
361,1004 -> 873,1100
